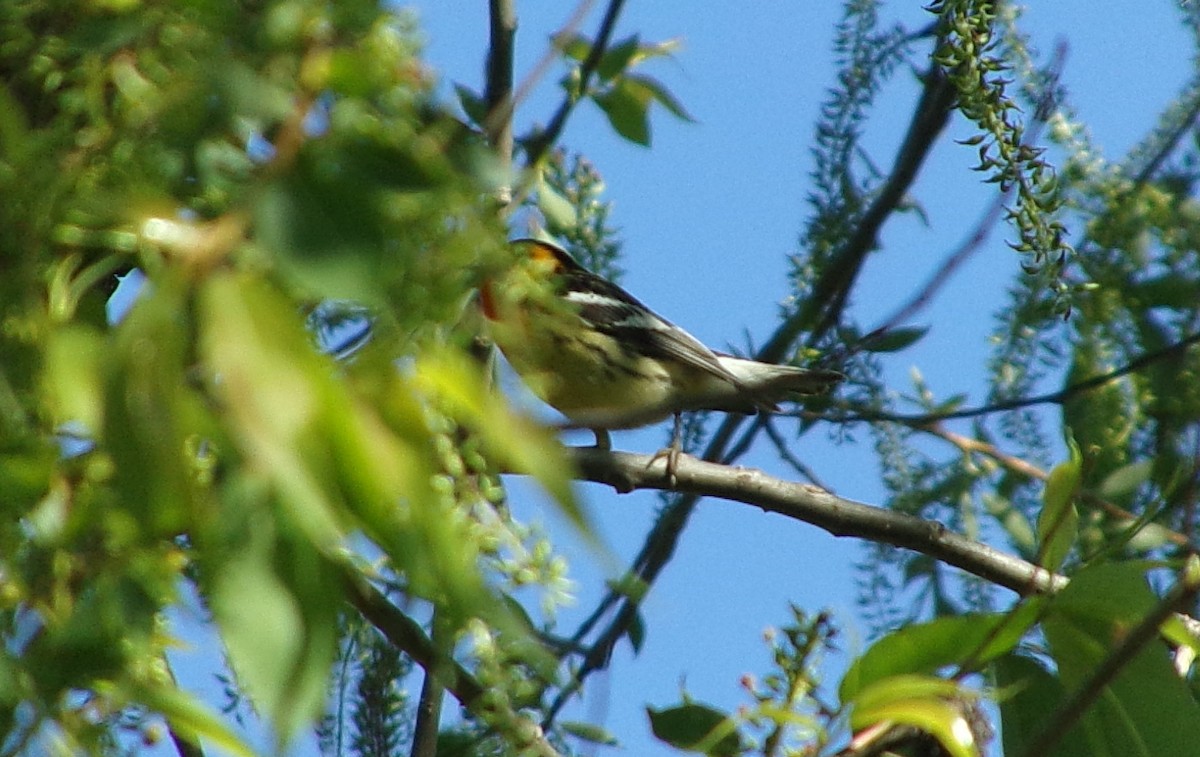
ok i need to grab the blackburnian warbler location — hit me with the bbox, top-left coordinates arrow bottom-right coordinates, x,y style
480,238 -> 842,471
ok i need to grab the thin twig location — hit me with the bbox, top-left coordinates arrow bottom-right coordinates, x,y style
343,577 -> 482,706
845,42 -> 1068,359
829,329 -> 1200,425
865,191 -> 1008,344
488,0 -> 598,152
162,657 -> 206,757
762,417 -> 831,490
1128,76 -> 1200,187
409,611 -> 445,757
927,423 -> 1192,548
522,0 -> 626,167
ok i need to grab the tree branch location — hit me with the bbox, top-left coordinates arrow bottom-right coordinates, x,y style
806,63 -> 957,341
342,570 -> 564,757
343,575 -> 484,707
484,0 -> 517,206
762,417 -> 830,489
408,612 -> 445,757
569,447 -> 1066,596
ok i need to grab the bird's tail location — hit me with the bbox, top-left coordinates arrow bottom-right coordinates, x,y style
715,355 -> 843,409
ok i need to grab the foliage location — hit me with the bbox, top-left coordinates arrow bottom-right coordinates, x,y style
0,0 -> 577,752
3,0 -> 1200,756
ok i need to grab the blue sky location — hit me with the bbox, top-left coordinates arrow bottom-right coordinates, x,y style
156,2 -> 1198,755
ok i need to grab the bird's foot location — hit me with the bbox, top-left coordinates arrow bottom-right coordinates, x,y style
649,413 -> 683,487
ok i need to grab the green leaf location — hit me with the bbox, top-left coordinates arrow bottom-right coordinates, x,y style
839,605 -> 1040,702
536,174 -> 578,229
1037,436 -> 1081,571
597,35 -> 642,82
210,518 -> 309,741
647,703 -> 742,756
1098,460 -> 1154,500
413,348 -> 588,537
593,78 -> 653,146
994,654 -> 1088,757
626,608 -> 646,655
559,33 -> 593,63
850,673 -> 964,713
1041,562 -> 1200,757
861,325 -> 930,353
624,73 -> 696,122
256,174 -> 387,303
848,675 -> 979,757
134,682 -> 256,757
1136,274 -> 1198,309
561,721 -> 619,746
106,281 -> 203,536
453,83 -> 489,126
44,326 -> 106,435
199,273 -> 347,549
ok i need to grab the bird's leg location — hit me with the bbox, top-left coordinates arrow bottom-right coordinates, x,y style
591,427 -> 611,450
649,412 -> 682,486
667,411 -> 682,485
648,415 -> 686,484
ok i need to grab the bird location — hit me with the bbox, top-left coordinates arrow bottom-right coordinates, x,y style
479,238 -> 842,478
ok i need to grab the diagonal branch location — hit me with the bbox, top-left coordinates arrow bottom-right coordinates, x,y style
805,63 -> 957,342
522,0 -> 627,168
343,570 -> 564,757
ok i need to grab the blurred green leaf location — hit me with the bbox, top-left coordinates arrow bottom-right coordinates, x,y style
861,325 -> 930,353
840,604 -> 1040,702
994,653 -> 1090,757
43,326 -> 106,436
134,681 -> 256,757
625,73 -> 696,122
106,281 -> 204,536
647,703 -> 741,756
210,505 -> 321,745
1098,460 -> 1153,500
536,174 -> 578,230
559,33 -> 593,62
593,78 -> 653,146
412,348 -> 589,537
199,273 -> 347,549
1037,436 -> 1081,571
1042,562 -> 1200,757
256,163 -> 390,305
1135,274 -> 1198,309
597,35 -> 642,82
454,82 -> 489,126
848,674 -> 978,757
561,720 -> 619,746
850,672 -> 964,711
